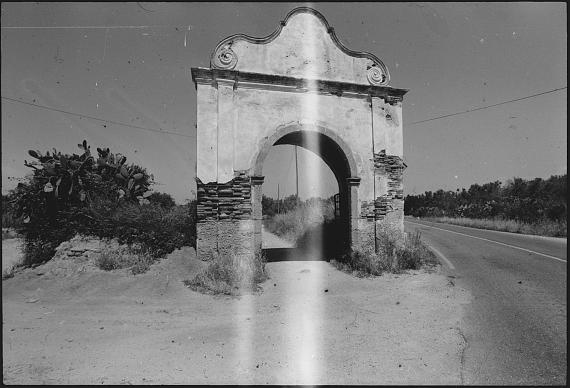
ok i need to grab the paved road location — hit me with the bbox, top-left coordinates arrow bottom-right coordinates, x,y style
405,219 -> 567,385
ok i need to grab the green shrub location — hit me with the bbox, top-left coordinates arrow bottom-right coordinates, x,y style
9,140 -> 197,267
108,201 -> 196,257
72,198 -> 196,259
1,213 -> 18,229
148,192 -> 176,209
22,239 -> 58,267
2,228 -> 20,240
2,267 -> 16,280
185,251 -> 269,295
2,195 -> 22,229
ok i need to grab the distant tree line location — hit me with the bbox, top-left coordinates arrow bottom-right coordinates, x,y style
262,194 -> 335,218
404,174 -> 567,223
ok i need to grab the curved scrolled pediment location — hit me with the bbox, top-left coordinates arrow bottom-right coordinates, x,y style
210,7 -> 391,87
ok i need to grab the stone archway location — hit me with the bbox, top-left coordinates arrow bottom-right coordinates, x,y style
251,122 -> 360,256
191,7 -> 408,261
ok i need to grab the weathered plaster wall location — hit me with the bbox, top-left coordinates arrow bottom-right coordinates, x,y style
237,87 -> 373,196
196,83 -> 218,183
196,83 -> 403,216
375,98 -> 403,158
194,78 -> 405,255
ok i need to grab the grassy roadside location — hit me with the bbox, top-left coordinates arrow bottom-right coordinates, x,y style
419,216 -> 567,237
184,251 -> 269,296
331,228 -> 439,277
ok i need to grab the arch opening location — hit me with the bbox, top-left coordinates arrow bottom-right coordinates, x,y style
254,128 -> 357,262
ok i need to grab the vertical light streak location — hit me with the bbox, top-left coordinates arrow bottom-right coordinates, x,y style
233,282 -> 254,383
232,188 -> 259,382
289,261 -> 323,385
234,7 -> 328,383
285,6 -> 323,384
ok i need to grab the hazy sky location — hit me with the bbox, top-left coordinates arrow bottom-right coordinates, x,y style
1,2 -> 566,203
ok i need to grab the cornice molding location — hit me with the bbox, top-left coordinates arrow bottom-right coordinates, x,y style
191,67 -> 408,102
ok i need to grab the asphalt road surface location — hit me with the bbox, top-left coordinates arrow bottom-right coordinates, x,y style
405,218 -> 567,385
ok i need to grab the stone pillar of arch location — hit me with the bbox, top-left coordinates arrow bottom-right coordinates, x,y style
191,7 -> 408,261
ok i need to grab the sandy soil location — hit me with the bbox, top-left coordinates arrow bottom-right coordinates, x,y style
2,234 -> 471,384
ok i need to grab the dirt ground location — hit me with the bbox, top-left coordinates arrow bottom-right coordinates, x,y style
2,234 -> 471,385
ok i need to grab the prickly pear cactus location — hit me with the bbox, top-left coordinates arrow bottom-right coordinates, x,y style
21,139 -> 155,221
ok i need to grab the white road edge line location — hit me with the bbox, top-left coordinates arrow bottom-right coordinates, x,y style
406,220 -> 567,264
428,245 -> 455,270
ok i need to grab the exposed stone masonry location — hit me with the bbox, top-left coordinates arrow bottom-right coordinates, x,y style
373,149 -> 405,200
196,171 -> 252,222
360,150 -> 406,220
374,196 -> 392,219
360,196 -> 401,220
360,200 -> 375,219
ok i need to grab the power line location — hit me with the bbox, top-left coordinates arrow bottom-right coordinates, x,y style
1,96 -> 193,138
295,145 -> 299,199
1,25 -> 179,29
407,86 -> 567,126
3,85 -> 565,138
283,147 -> 295,188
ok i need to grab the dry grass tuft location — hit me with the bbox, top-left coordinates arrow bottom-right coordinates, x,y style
96,245 -> 156,275
2,266 -> 17,280
184,251 -> 269,295
331,227 -> 438,277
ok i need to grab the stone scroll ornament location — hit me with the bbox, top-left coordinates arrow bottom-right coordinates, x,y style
212,44 -> 238,70
367,65 -> 388,86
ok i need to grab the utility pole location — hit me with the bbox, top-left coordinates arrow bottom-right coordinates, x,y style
277,183 -> 280,214
295,145 -> 299,200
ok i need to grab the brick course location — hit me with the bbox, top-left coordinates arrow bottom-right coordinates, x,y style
196,171 -> 252,222
360,149 -> 405,220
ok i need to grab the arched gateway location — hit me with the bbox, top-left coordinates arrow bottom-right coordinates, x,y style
191,7 -> 408,261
